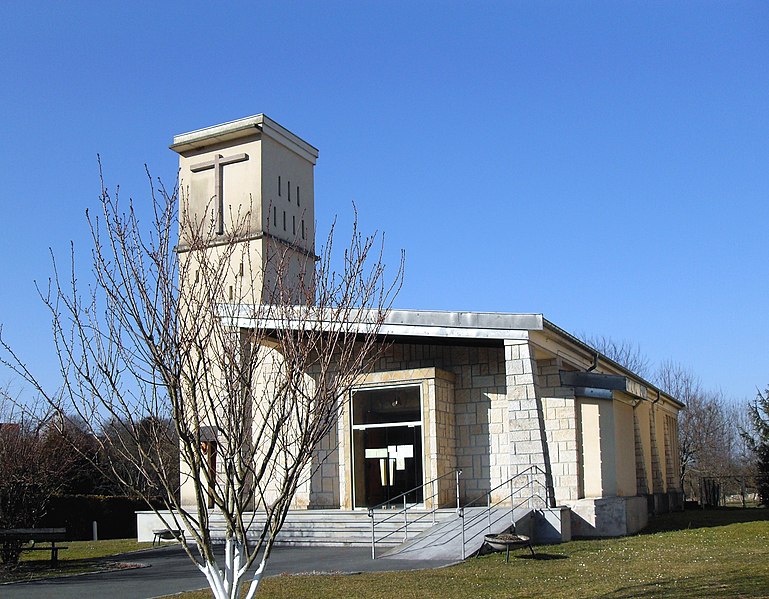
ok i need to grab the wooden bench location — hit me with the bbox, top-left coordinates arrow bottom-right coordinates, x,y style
0,528 -> 68,566
152,528 -> 184,546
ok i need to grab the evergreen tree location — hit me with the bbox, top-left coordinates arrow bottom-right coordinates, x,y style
743,388 -> 769,505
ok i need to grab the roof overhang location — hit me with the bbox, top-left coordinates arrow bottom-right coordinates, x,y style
543,319 -> 684,408
170,114 -> 319,163
222,305 -> 543,341
219,304 -> 682,408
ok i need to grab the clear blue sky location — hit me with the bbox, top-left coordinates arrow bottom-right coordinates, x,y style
0,1 -> 767,402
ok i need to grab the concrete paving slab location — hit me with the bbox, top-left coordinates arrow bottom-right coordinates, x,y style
381,507 -> 528,561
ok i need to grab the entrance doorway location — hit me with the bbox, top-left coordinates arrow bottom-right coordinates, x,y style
351,385 -> 424,508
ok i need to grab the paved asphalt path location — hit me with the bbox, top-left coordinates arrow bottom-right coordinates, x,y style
2,545 -> 457,599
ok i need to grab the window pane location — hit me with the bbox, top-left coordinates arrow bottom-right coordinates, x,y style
352,386 -> 420,425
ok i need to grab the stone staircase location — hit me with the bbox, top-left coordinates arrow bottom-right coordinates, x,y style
205,509 -> 457,548
137,502 -> 569,558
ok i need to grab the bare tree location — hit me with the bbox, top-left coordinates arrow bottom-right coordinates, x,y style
656,360 -> 744,501
656,360 -> 702,491
0,392 -> 72,566
579,334 -> 651,379
100,416 -> 179,498
1,171 -> 402,597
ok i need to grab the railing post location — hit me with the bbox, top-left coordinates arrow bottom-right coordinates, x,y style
528,472 -> 533,509
404,495 -> 408,540
369,508 -> 375,560
432,479 -> 436,524
487,492 -> 491,532
456,469 -> 461,509
459,507 -> 466,560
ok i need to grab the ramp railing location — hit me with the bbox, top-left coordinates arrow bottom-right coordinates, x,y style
368,469 -> 461,559
458,465 -> 551,559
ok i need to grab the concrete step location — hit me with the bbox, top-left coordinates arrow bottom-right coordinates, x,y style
138,508 -> 457,548
203,509 -> 456,547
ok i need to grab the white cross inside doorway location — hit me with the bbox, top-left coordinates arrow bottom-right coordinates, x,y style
365,445 -> 414,486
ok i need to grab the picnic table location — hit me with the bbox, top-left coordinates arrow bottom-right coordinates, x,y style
0,528 -> 68,566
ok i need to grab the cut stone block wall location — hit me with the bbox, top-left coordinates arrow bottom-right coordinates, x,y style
308,420 -> 341,508
503,340 -> 552,505
368,342 -> 506,502
433,375 -> 458,506
538,358 -> 579,503
299,338 -> 580,509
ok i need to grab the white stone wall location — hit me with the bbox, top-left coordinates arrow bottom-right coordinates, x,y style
367,342 -> 507,503
541,398 -> 579,501
538,359 -> 579,503
285,336 -> 682,518
664,412 -> 682,491
432,376 -> 458,506
308,420 -> 340,508
502,340 -> 551,505
300,339 -> 580,509
633,403 -> 651,496
613,400 -> 638,497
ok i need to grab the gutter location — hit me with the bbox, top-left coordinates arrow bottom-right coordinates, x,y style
542,318 -> 685,409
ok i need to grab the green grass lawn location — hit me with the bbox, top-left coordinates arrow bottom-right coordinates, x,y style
4,509 -> 768,597
0,538 -> 154,583
170,507 -> 769,599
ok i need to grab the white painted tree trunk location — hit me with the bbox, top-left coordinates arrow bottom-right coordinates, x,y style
197,537 -> 266,599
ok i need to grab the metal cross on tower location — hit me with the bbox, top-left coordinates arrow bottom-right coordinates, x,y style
190,153 -> 249,235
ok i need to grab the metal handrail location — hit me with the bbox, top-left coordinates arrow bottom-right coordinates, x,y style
368,468 -> 461,559
461,465 -> 548,508
458,465 -> 551,559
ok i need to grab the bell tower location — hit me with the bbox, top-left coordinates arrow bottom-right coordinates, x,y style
171,114 -> 318,304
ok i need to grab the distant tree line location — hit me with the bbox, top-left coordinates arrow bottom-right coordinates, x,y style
0,389 -> 178,566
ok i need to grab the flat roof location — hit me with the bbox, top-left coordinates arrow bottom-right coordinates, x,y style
224,306 -> 542,341
170,114 -> 319,163
222,304 -> 682,406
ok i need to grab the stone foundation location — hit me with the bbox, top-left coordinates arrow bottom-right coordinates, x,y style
570,496 -> 649,537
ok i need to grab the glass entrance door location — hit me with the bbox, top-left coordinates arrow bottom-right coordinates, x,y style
352,386 -> 424,508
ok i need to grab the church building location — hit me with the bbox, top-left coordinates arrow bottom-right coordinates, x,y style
139,114 -> 683,543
